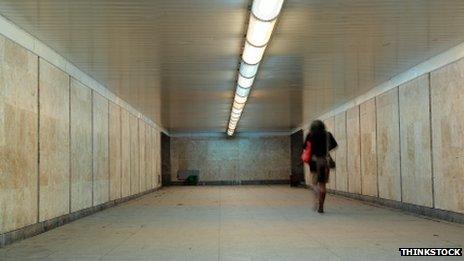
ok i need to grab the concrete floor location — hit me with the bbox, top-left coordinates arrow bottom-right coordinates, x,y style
1,186 -> 463,261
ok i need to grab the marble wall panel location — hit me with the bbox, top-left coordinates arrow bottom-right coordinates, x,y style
323,117 -> 336,189
70,78 -> 92,212
92,92 -> 109,205
347,106 -> 362,194
109,102 -> 122,200
376,88 -> 401,201
360,98 -> 378,197
138,119 -> 146,192
399,75 -> 433,207
239,137 -> 282,181
130,114 -> 140,194
148,125 -> 155,189
39,58 -> 70,221
0,37 -> 38,233
431,58 -> 464,213
120,109 -> 131,197
334,112 -> 348,192
171,136 -> 290,182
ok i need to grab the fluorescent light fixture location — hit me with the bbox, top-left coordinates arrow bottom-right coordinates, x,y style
231,113 -> 241,120
231,109 -> 242,116
227,0 -> 284,136
236,85 -> 251,97
232,107 -> 242,115
242,41 -> 266,65
233,101 -> 245,110
239,61 -> 259,78
234,94 -> 248,104
247,14 -> 276,46
237,74 -> 254,88
252,0 -> 284,21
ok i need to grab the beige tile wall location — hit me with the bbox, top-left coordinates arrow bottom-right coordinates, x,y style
38,58 -> 70,221
139,120 -> 147,191
334,112 -> 348,192
304,58 -> 464,215
431,58 -> 464,214
399,75 -> 433,207
0,35 -> 162,234
120,109 -> 132,198
323,117 -> 336,190
92,92 -> 109,206
360,98 -> 378,197
109,102 -> 122,201
70,78 -> 93,212
0,38 -> 38,233
155,128 -> 161,187
145,125 -> 153,191
346,106 -> 362,194
130,114 -> 140,195
376,88 -> 401,201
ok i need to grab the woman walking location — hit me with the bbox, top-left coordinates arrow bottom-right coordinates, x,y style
302,120 -> 337,213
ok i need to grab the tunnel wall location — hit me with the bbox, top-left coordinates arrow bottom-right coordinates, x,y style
170,135 -> 291,184
0,34 -> 162,239
304,58 -> 464,215
290,130 -> 304,183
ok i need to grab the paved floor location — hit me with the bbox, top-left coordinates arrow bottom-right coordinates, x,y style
1,186 -> 463,260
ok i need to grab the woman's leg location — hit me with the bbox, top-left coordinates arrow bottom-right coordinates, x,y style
317,182 -> 326,213
311,173 -> 319,211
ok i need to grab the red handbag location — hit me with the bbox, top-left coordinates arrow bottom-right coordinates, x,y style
301,141 -> 312,163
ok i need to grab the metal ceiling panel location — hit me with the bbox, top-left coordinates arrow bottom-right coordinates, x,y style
1,0 -> 464,133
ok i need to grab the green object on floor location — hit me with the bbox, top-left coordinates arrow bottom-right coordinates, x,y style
185,175 -> 199,185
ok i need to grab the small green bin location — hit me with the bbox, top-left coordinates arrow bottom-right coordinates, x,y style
185,175 -> 199,185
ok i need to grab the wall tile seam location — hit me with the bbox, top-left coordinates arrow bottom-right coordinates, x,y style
358,105 -> 363,195
119,106 -> 123,199
36,55 -> 40,224
91,91 -> 95,206
107,101 -> 111,201
68,76 -> 72,214
293,43 -> 464,134
396,87 -> 403,203
344,112 -> 348,191
0,15 -> 167,135
374,97 -> 379,198
129,115 -> 132,196
428,72 -> 436,209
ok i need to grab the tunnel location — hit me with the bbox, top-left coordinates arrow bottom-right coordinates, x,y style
0,0 -> 463,260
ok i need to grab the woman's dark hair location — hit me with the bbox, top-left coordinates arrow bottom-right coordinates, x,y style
310,120 -> 326,134
309,120 -> 328,156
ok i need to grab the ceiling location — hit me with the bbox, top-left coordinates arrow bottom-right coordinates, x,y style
1,0 -> 464,133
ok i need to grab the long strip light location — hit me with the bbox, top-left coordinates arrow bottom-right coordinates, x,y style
227,0 -> 284,136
